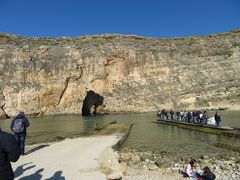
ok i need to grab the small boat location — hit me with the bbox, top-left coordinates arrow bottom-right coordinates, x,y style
155,119 -> 240,138
154,117 -> 234,132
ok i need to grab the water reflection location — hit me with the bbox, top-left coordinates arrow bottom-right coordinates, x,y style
83,120 -> 97,132
0,110 -> 239,155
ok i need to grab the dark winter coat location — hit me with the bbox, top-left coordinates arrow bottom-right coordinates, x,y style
11,114 -> 30,135
201,172 -> 216,180
214,113 -> 221,123
0,129 -> 20,180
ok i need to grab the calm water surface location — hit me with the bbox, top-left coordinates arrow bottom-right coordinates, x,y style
0,115 -> 111,144
0,111 -> 239,156
116,111 -> 240,157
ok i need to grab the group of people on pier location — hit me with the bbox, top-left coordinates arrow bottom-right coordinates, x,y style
157,109 -> 222,127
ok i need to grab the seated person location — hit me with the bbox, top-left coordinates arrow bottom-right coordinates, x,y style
186,159 -> 201,179
201,166 -> 216,180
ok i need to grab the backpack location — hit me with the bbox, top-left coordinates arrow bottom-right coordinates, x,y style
12,119 -> 24,133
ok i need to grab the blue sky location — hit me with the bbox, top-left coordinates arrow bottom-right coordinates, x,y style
0,0 -> 239,38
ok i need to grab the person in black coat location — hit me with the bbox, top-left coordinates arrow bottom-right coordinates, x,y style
0,128 -> 20,180
214,111 -> 221,127
201,166 -> 216,180
11,111 -> 30,155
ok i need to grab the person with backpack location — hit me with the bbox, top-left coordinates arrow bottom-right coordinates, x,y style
0,128 -> 20,180
11,111 -> 30,155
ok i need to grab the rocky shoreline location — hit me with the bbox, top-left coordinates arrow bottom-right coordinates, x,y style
11,121 -> 240,179
119,147 -> 240,180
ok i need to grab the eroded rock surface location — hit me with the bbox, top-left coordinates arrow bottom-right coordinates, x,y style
0,30 -> 240,117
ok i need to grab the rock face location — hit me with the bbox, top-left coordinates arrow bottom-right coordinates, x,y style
0,30 -> 240,117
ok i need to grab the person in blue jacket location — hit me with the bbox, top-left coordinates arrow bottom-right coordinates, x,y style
0,128 -> 20,180
11,111 -> 30,155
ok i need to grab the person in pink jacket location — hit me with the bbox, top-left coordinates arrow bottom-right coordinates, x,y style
186,159 -> 201,179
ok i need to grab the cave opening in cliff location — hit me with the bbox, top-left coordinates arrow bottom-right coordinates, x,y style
81,90 -> 104,116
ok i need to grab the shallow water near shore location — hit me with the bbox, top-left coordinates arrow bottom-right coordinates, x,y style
0,115 -> 112,144
0,110 -> 239,157
116,111 -> 240,161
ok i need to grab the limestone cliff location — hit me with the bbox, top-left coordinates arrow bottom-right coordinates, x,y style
0,30 -> 240,117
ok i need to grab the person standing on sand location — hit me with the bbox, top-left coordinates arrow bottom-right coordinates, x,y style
11,111 -> 30,155
0,128 -> 20,180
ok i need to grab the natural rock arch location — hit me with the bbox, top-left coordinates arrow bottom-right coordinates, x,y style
81,90 -> 104,116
